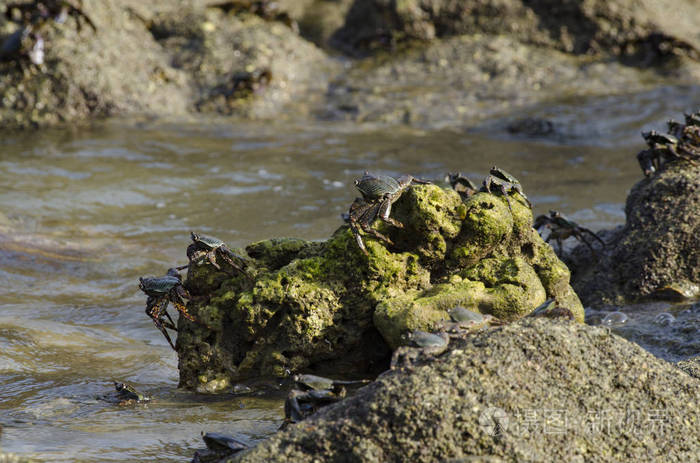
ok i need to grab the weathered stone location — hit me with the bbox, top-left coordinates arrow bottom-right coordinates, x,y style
0,0 -> 331,128
568,161 -> 700,306
228,319 -> 700,463
332,0 -> 700,63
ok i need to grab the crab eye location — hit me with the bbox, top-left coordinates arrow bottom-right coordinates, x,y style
354,180 -> 359,185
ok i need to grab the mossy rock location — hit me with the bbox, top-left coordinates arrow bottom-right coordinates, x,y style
177,183 -> 583,389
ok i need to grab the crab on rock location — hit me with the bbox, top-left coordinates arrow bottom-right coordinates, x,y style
346,172 -> 430,255
138,267 -> 193,350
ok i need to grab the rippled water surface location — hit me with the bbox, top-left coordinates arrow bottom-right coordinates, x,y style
1,86 -> 699,462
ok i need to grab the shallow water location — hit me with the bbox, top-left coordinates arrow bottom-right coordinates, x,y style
1,85 -> 699,462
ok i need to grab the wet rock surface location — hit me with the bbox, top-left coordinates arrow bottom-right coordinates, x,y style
332,0 -> 700,62
176,183 -> 583,390
227,319 -> 700,463
318,0 -> 700,126
2,0 -> 700,129
0,0 -> 331,128
567,161 -> 700,307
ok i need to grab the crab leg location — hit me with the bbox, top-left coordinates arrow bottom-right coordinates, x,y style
145,298 -> 177,350
218,248 -> 254,281
378,197 -> 403,228
171,295 -> 195,322
580,228 -> 606,248
350,221 -> 368,255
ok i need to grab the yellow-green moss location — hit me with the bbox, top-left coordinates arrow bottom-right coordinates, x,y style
374,279 -> 488,348
177,182 -> 585,387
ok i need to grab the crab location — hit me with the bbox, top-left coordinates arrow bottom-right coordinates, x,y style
637,146 -> 675,176
192,432 -> 249,463
281,374 -> 356,429
292,374 -> 369,391
446,172 -> 478,198
636,121 -> 700,176
666,119 -> 685,138
481,166 -> 531,212
437,306 -> 502,337
404,330 -> 449,354
347,172 -> 430,255
534,210 -> 605,254
681,124 -> 700,147
187,232 -> 252,280
138,267 -> 193,350
390,329 -> 449,370
113,382 -> 149,404
527,298 -> 575,320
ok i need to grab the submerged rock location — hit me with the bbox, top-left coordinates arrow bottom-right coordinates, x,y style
568,160 -> 700,306
176,182 -> 583,390
228,319 -> 700,463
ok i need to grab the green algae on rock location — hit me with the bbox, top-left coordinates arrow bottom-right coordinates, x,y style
227,319 -> 700,463
176,182 -> 583,389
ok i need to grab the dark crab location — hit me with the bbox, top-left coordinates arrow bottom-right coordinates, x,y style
534,210 -> 605,254
347,172 -> 430,255
446,172 -> 478,198
481,166 -> 531,212
192,432 -> 249,463
667,119 -> 684,138
187,232 -> 252,280
390,329 -> 449,370
527,298 -> 575,320
281,374 -> 358,429
113,382 -> 150,404
138,267 -> 193,350
636,121 -> 700,176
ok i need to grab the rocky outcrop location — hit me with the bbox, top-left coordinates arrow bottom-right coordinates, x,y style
320,0 -> 700,127
0,0 -> 331,128
332,0 -> 700,63
2,0 -> 700,130
568,161 -> 700,307
176,183 -> 583,391
228,319 -> 700,463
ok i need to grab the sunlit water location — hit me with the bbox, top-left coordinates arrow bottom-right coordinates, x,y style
1,85 -> 699,462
